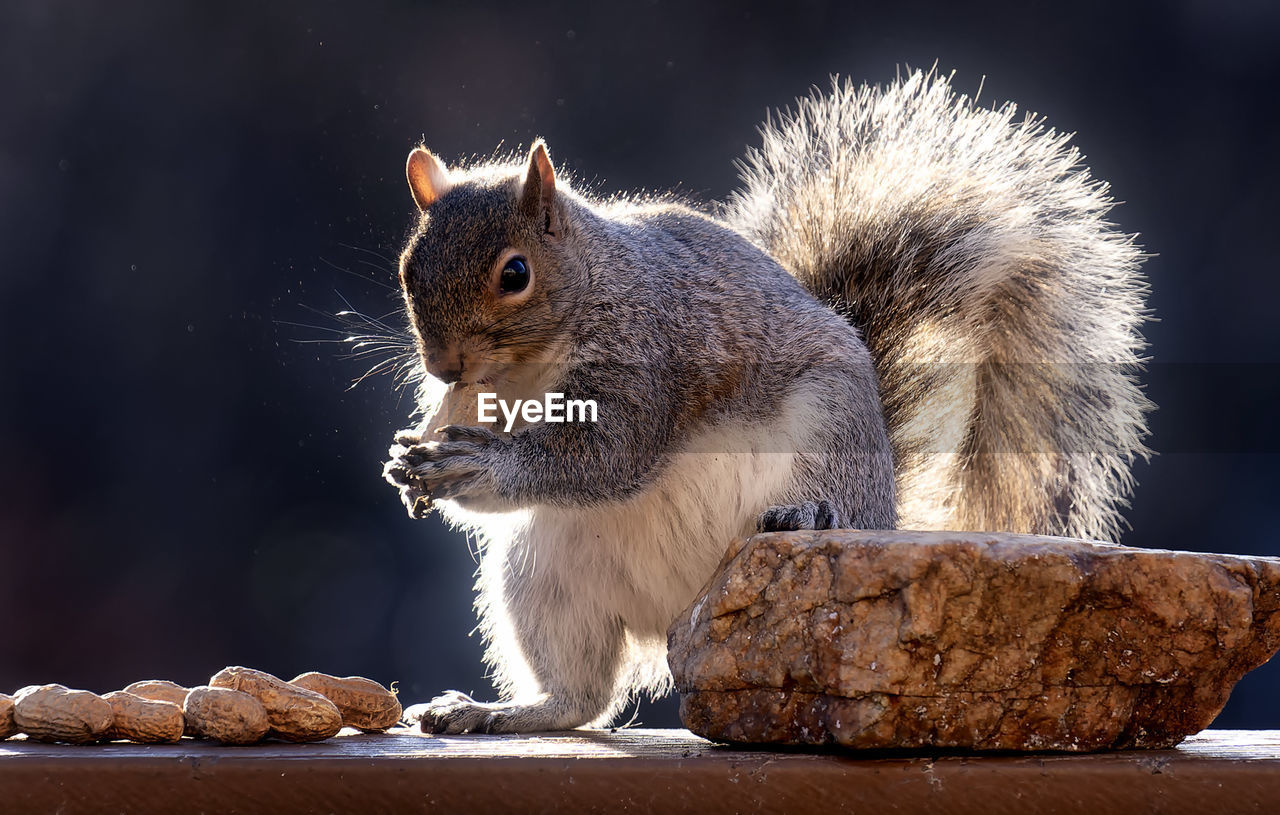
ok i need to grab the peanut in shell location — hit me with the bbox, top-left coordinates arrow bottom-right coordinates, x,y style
210,666 -> 342,743
123,679 -> 190,707
13,684 -> 113,744
0,693 -> 16,740
124,679 -> 197,736
104,691 -> 184,743
290,672 -> 402,732
183,685 -> 269,745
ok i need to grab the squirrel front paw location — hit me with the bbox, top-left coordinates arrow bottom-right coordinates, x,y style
383,457 -> 432,519
384,429 -> 432,518
383,425 -> 506,516
757,500 -> 844,532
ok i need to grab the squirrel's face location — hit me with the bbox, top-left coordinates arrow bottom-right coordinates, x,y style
398,142 -> 572,387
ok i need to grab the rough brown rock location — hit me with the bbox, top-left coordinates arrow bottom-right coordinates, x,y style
667,530 -> 1280,751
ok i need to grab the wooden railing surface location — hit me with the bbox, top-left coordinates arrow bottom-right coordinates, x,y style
3,728 -> 1279,813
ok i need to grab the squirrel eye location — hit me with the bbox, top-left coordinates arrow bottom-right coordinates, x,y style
499,256 -> 530,295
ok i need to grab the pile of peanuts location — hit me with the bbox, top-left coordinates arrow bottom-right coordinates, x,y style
0,667 -> 401,745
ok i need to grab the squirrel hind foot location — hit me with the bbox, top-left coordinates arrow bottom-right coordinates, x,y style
404,690 -> 601,734
756,500 -> 843,533
403,691 -> 503,735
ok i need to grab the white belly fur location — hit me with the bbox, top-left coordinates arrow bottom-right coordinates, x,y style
440,388 -> 821,697
534,425 -> 798,637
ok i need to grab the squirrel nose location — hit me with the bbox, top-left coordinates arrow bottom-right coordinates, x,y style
425,347 -> 464,385
433,365 -> 462,385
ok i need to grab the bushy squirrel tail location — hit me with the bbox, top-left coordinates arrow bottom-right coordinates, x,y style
726,70 -> 1151,541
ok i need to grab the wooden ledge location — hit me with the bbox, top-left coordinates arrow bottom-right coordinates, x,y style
3,728 -> 1280,813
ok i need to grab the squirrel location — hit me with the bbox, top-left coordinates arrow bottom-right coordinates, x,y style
381,70 -> 1150,734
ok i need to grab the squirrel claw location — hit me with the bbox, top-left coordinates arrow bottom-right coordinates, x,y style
383,457 -> 412,486
407,491 -> 432,519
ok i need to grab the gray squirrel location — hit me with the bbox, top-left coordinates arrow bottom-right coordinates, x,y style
381,71 -> 1150,734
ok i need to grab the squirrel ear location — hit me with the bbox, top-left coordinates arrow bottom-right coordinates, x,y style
406,147 -> 452,210
520,140 -> 560,236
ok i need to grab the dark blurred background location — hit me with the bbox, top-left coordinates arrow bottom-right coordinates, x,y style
1,0 -> 1278,730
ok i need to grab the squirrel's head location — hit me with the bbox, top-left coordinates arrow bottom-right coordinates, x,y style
398,140 -> 577,387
